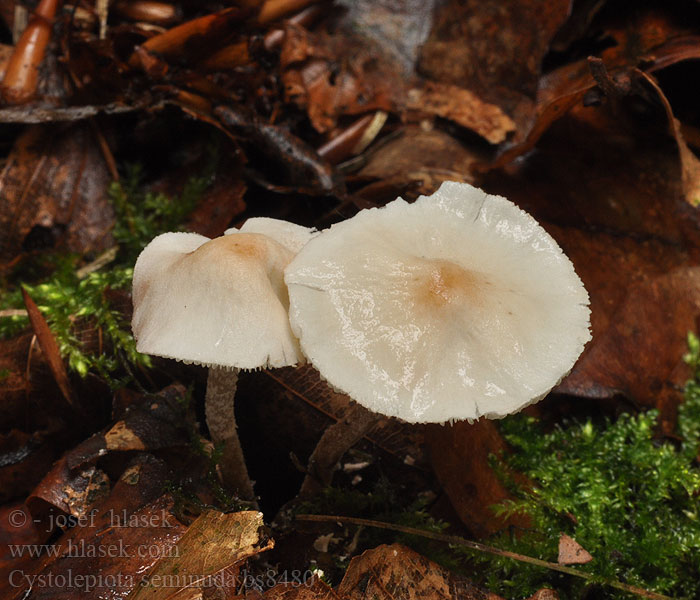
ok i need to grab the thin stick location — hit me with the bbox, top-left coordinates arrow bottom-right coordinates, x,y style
295,514 -> 672,600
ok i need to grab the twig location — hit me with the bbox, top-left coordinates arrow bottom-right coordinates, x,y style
0,308 -> 28,318
295,514 -> 673,600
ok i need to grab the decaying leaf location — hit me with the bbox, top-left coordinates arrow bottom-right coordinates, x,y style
4,456 -> 185,600
405,82 -> 515,144
355,126 -> 482,196
26,456 -> 111,531
60,383 -> 191,470
558,534 -> 593,565
426,420 -> 529,535
0,124 -> 114,264
493,5 -> 700,167
130,510 -> 273,599
337,544 -> 501,600
280,9 -> 516,144
485,105 -> 700,429
417,0 -> 573,131
21,287 -> 75,409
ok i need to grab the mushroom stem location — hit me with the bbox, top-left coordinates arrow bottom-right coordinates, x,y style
205,367 -> 256,501
299,402 -> 382,498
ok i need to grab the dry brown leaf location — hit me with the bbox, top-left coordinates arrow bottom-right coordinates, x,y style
338,544 -> 502,600
484,105 -> 700,430
6,456 -> 186,600
0,124 -> 114,264
281,12 -> 517,143
356,126 -> 482,194
426,420 -> 529,536
21,287 -> 74,409
406,82 -> 515,144
558,534 -> 593,565
130,510 -> 273,599
417,0 -> 572,132
637,70 -> 700,206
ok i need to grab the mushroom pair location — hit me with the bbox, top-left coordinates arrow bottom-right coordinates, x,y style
132,182 -> 591,500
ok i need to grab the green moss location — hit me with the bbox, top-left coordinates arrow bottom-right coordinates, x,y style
473,332 -> 700,599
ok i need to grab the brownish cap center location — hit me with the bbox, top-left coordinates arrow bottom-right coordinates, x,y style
416,260 -> 484,309
184,233 -> 271,263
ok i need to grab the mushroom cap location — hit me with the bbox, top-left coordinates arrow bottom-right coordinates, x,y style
132,219 -> 315,370
230,217 -> 317,254
285,181 -> 591,423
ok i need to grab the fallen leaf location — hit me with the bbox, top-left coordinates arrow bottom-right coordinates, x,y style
338,544 -> 502,600
27,457 -> 111,532
130,510 -> 273,599
484,105 -> 700,430
61,383 -> 192,470
406,82 -> 515,144
215,104 -> 341,196
0,124 -> 114,265
21,287 -> 74,409
493,5 -> 700,167
417,0 -> 573,130
558,534 -> 593,565
6,456 -> 186,600
280,13 -> 515,143
186,171 -> 247,238
636,70 -> 700,206
427,419 -> 530,535
355,126 -> 482,195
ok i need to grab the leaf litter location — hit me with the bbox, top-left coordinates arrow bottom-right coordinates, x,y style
1,0 -> 700,598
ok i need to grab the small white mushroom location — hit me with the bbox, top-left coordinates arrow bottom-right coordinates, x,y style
132,218 -> 315,499
285,181 -> 590,493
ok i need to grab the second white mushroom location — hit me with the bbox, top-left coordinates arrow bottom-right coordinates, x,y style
132,217 -> 316,500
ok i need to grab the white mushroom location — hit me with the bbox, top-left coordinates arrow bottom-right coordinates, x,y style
132,218 -> 315,499
285,181 -> 590,493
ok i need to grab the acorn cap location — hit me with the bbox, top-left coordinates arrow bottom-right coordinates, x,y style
132,219 -> 316,370
285,181 -> 591,423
